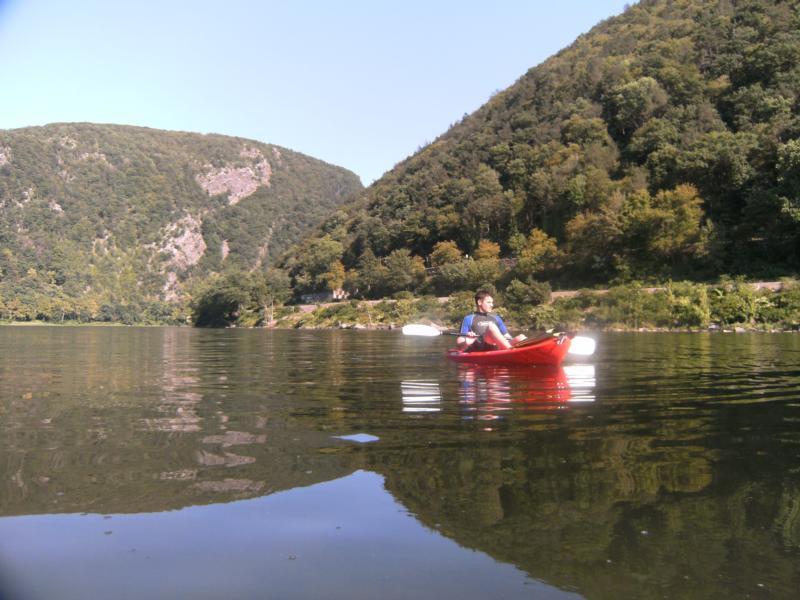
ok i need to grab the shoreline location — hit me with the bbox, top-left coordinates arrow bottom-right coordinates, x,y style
2,318 -> 797,333
2,279 -> 797,332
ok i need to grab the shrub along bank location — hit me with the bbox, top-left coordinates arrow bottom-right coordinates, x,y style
272,278 -> 800,332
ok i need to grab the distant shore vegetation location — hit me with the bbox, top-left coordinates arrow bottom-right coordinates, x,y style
185,275 -> 800,333
279,0 -> 800,316
8,271 -> 795,333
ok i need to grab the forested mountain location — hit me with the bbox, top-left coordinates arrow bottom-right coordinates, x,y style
0,123 -> 362,321
284,0 -> 800,299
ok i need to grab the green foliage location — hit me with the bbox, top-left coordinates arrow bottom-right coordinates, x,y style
383,248 -> 426,294
0,123 -> 362,324
591,283 -> 652,328
665,281 -> 711,328
429,240 -> 462,266
443,291 -> 476,325
263,268 -> 292,306
504,279 -> 552,311
351,248 -> 389,298
288,235 -> 345,294
776,139 -> 800,220
306,301 -> 363,326
282,0 -> 800,292
190,269 -> 296,328
623,184 -> 708,270
525,304 -> 563,331
760,281 -> 800,328
530,279 -> 799,331
191,272 -> 253,327
277,278 -> 800,332
511,228 -> 559,280
429,256 -> 509,296
566,184 -> 709,281
604,77 -> 669,141
709,277 -> 760,325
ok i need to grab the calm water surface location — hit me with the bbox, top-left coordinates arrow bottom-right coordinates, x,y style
1,328 -> 799,599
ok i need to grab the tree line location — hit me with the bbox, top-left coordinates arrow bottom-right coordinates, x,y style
280,0 -> 800,306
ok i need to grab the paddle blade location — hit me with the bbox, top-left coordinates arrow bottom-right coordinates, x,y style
568,336 -> 596,356
401,324 -> 443,337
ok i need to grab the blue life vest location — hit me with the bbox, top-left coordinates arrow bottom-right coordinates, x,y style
459,312 -> 509,337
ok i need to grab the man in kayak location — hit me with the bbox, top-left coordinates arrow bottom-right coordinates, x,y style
457,290 -> 526,351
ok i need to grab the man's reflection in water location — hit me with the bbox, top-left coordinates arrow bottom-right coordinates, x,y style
457,364 -> 595,429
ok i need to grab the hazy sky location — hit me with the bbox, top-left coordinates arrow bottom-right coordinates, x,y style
0,0 -> 630,183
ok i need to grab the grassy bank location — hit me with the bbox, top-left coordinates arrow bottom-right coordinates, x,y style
273,278 -> 800,333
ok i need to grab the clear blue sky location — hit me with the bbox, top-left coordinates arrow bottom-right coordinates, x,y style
0,0 -> 630,184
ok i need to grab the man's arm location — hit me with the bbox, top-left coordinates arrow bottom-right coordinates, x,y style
457,315 -> 476,347
495,315 -> 526,344
494,315 -> 510,336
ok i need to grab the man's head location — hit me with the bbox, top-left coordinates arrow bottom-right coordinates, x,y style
474,290 -> 494,313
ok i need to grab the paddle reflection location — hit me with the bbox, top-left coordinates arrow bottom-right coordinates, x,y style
400,380 -> 443,413
457,364 -> 596,421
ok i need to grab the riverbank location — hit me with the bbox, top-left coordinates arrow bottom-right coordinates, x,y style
1,279 -> 797,331
272,279 -> 800,333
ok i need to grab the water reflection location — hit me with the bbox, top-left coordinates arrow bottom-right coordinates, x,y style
3,329 -> 800,599
0,328 -> 355,516
0,470 -> 580,600
400,380 -> 442,413
562,365 -> 596,401
457,364 -> 596,417
140,328 -> 203,433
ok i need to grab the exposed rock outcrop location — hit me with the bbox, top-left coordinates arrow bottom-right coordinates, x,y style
195,145 -> 273,205
161,214 -> 207,271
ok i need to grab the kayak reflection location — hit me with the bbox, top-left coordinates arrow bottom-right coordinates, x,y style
458,364 -> 596,421
398,365 -> 595,421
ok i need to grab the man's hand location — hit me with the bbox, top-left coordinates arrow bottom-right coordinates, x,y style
456,331 -> 477,348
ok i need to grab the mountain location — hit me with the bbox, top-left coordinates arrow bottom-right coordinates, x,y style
0,123 -> 362,321
283,0 -> 800,298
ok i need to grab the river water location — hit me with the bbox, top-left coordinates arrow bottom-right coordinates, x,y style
0,327 -> 799,599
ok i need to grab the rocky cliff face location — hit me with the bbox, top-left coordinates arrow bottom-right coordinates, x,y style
195,146 -> 274,205
0,123 -> 362,313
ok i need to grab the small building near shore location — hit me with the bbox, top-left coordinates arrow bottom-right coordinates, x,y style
300,289 -> 349,304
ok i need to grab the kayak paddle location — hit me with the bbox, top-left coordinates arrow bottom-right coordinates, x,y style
401,323 -> 455,337
401,323 -> 596,356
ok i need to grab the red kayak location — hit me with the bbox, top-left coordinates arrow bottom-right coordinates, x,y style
447,333 -> 572,367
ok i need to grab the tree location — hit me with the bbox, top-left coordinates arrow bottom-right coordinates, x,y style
604,77 -> 669,141
627,118 -> 679,163
513,228 -> 559,280
263,268 -> 292,306
677,131 -> 756,223
430,240 -> 462,267
355,248 -> 388,298
561,116 -> 611,147
191,272 -> 252,327
473,240 -> 500,260
464,165 -> 511,245
323,260 -> 346,293
565,207 -> 624,280
622,185 -> 709,273
777,139 -> 800,220
384,249 -> 425,294
504,278 -> 552,311
293,235 -> 344,293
